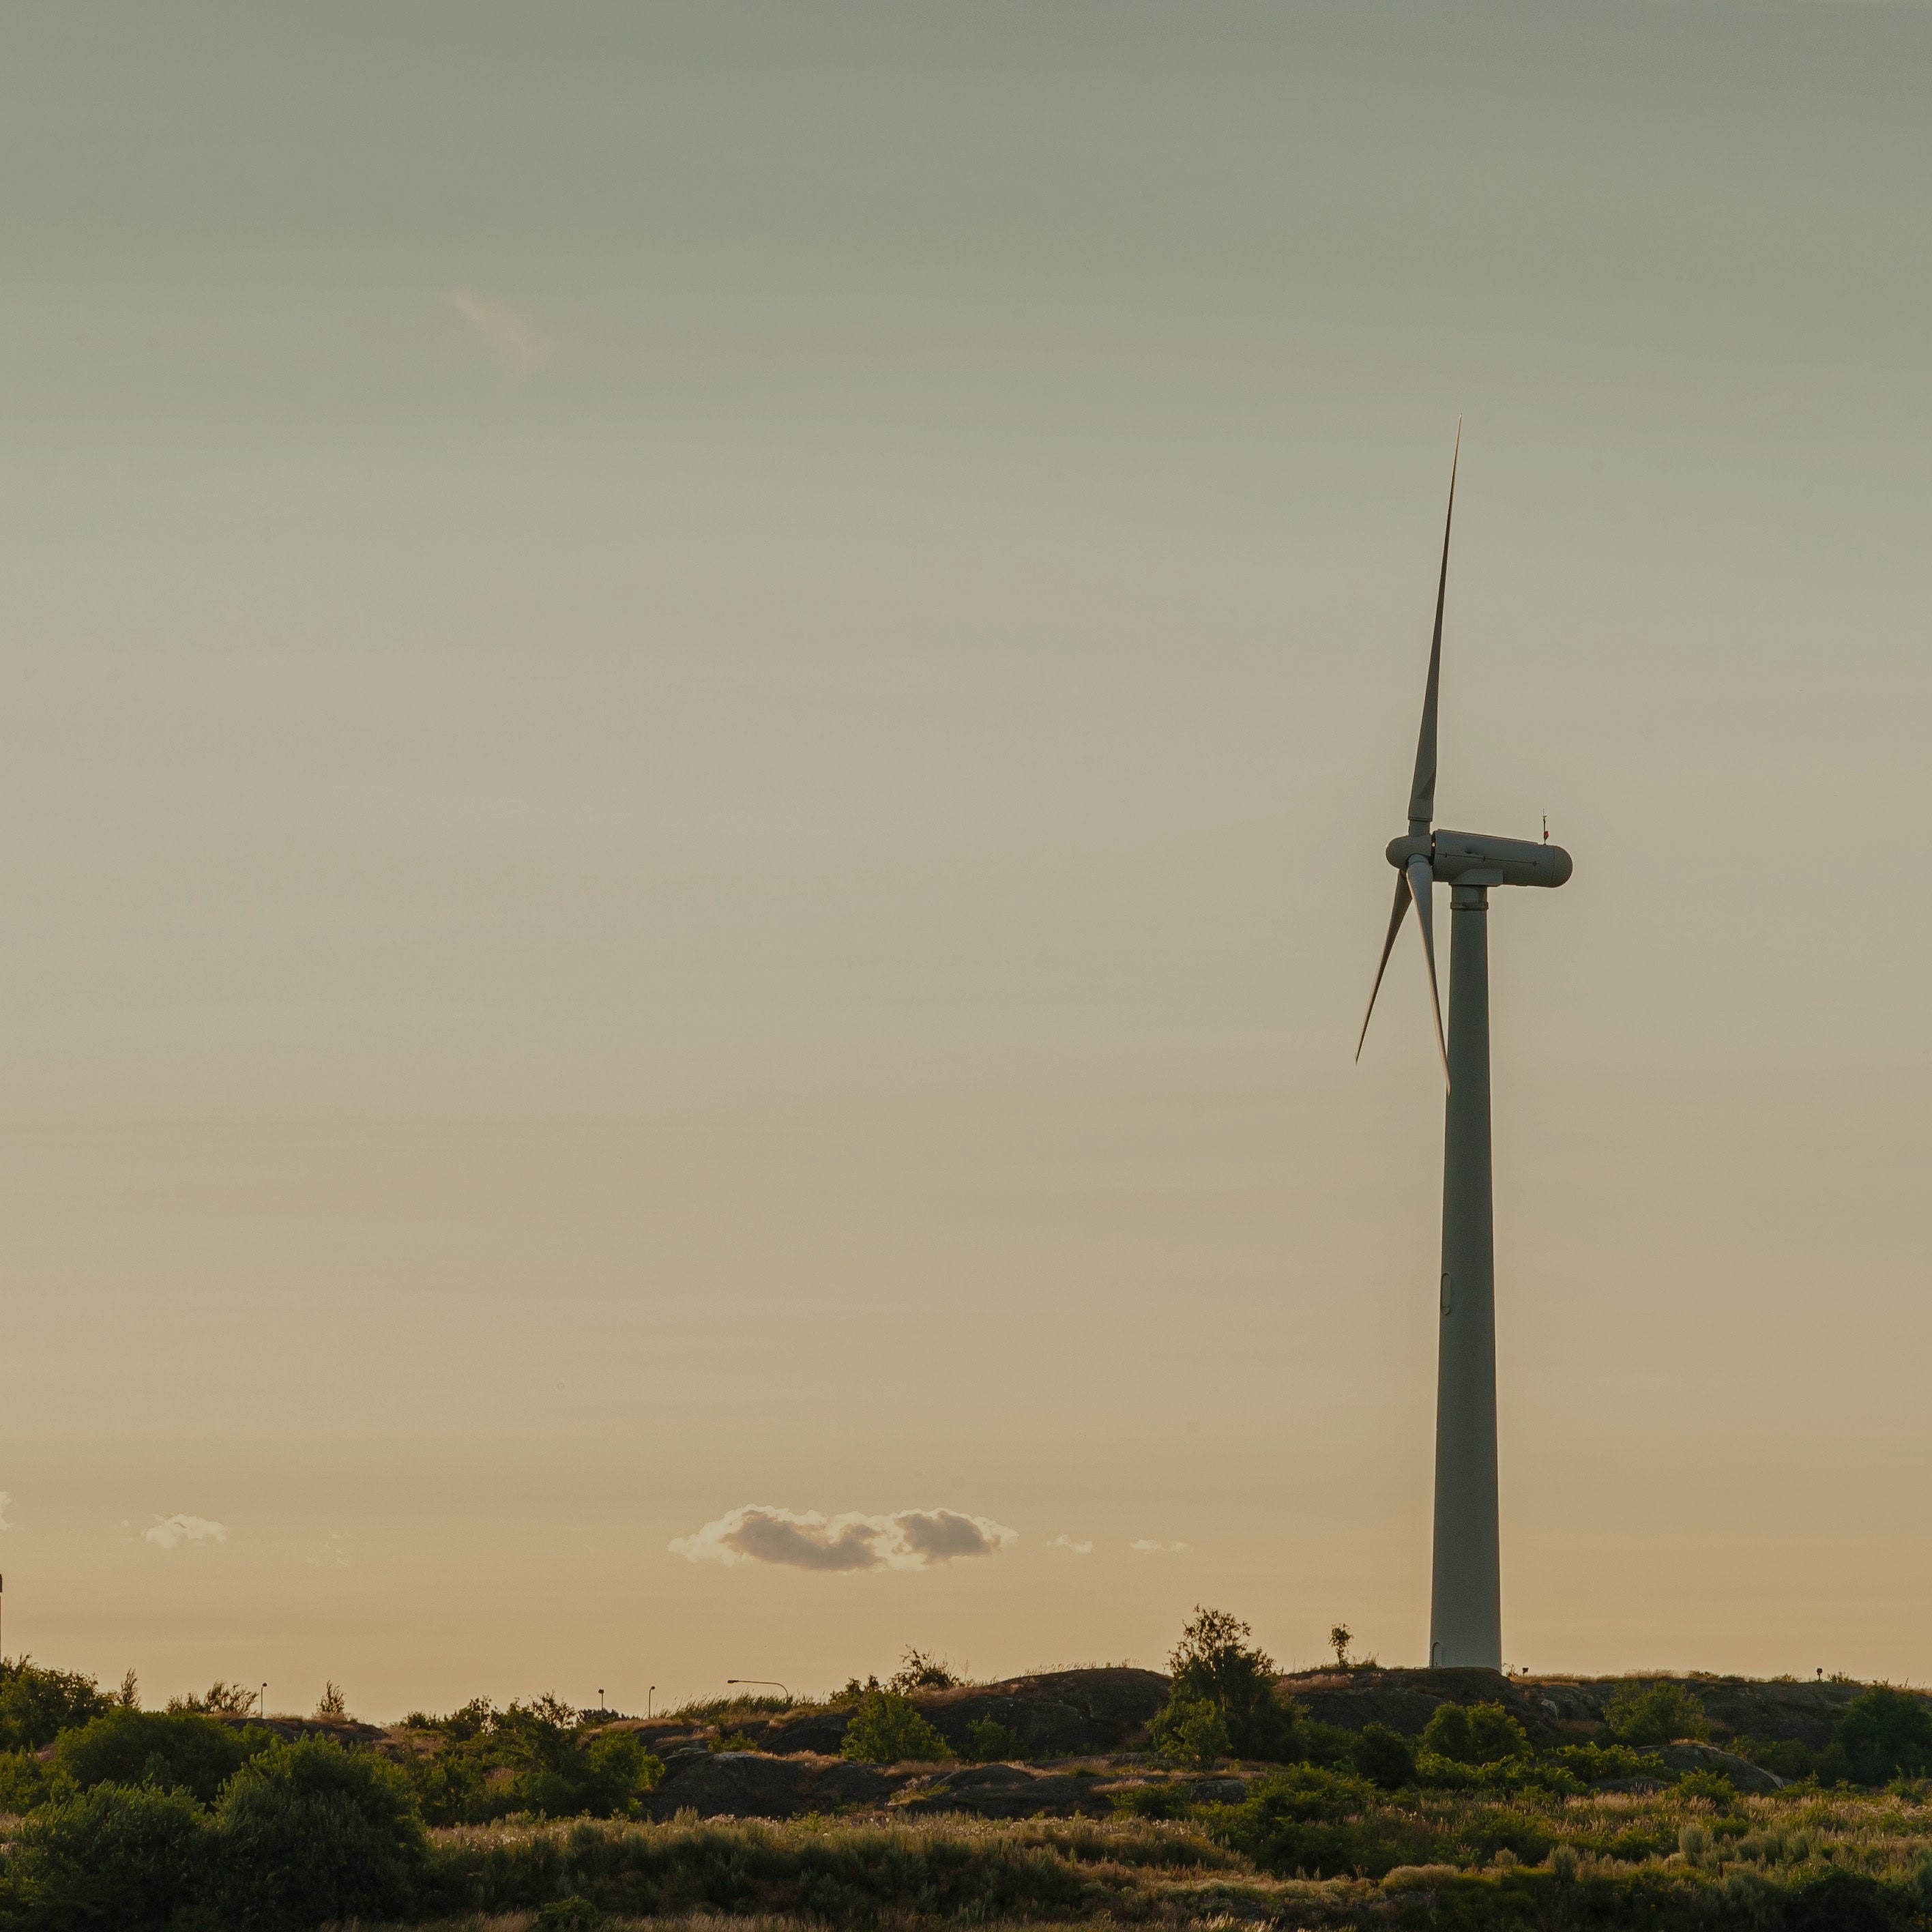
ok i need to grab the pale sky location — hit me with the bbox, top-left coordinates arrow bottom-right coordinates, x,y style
1,1 -> 1928,1720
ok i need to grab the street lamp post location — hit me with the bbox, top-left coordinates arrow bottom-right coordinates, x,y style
727,1678 -> 791,1703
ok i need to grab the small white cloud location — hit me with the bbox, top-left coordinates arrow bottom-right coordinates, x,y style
0,1493 -> 12,1530
306,1533 -> 349,1570
1128,1538 -> 1189,1554
671,1505 -> 1017,1573
145,1514 -> 226,1550
450,289 -> 551,372
1051,1535 -> 1094,1555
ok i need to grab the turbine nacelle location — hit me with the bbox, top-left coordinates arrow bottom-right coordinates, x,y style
1386,830 -> 1572,891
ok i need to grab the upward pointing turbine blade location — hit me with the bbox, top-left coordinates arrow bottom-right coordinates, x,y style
1406,420 -> 1461,835
1407,855 -> 1450,1092
1355,871 -> 1413,1062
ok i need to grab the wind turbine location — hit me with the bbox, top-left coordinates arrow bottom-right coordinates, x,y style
1356,428 -> 1572,1670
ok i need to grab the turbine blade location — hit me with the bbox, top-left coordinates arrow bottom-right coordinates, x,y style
1406,420 -> 1461,833
1407,855 -> 1450,1092
1354,871 -> 1413,1061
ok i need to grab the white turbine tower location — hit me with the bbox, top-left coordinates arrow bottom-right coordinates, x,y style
1356,430 -> 1573,1669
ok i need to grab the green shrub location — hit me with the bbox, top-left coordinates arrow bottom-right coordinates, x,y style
1785,1867 -> 1905,1931
1207,1763 -> 1419,1878
53,1706 -> 271,1805
1732,1733 -> 1814,1781
1419,1700 -> 1527,1765
1604,1679 -> 1709,1746
580,1729 -> 664,1813
3,1781 -> 211,1929
1553,1740 -> 1664,1785
888,1647 -> 959,1693
1351,1722 -> 1417,1789
838,1689 -> 952,1763
1677,1767 -> 1736,1804
1110,1779 -> 1195,1819
400,1698 -> 662,1824
1156,1607 -> 1298,1761
1149,1693 -> 1231,1768
166,1680 -> 259,1716
208,1737 -> 429,1930
1835,1685 -> 1932,1785
0,1656 -> 116,1751
0,1746 -> 52,1813
965,1716 -> 1023,1761
534,1899 -> 606,1930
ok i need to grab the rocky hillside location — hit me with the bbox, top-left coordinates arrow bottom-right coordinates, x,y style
616,1666 -> 1169,1761
1276,1665 -> 1890,1749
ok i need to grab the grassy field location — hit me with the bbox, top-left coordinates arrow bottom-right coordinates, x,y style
5,1626 -> 1931,1928
396,1783 -> 1932,1929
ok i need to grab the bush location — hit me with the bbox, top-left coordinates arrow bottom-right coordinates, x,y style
1785,1867 -> 1907,1932
1603,1679 -> 1709,1746
1110,1778 -> 1196,1819
1419,1700 -> 1527,1765
0,1746 -> 52,1813
1735,1733 -> 1815,1781
208,1737 -> 430,1930
3,1781 -> 211,1930
1676,1767 -> 1736,1804
887,1647 -> 959,1693
398,1697 -> 662,1824
1148,1693 -> 1231,1768
0,1656 -> 116,1751
167,1680 -> 258,1716
535,1900 -> 606,1930
1158,1607 -> 1298,1761
579,1729 -> 664,1813
1208,1763 -> 1413,1878
1553,1740 -> 1664,1785
838,1689 -> 952,1763
53,1706 -> 271,1805
965,1716 -> 1023,1761
1351,1723 -> 1417,1789
1835,1685 -> 1932,1785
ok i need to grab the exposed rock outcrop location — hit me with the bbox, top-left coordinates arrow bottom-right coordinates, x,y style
640,1749 -> 906,1819
750,1667 -> 1169,1760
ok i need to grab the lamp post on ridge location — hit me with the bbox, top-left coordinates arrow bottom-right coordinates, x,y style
727,1678 -> 791,1704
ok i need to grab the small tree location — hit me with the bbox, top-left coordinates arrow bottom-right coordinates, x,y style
1834,1685 -> 1932,1785
1420,1699 -> 1527,1766
1604,1680 -> 1709,1747
1330,1625 -> 1353,1669
211,1737 -> 430,1929
316,1681 -> 348,1718
1149,1695 -> 1231,1768
965,1716 -> 1022,1762
1351,1722 -> 1416,1789
169,1680 -> 257,1716
54,1706 -> 270,1806
6,1783 -> 211,1929
838,1689 -> 953,1764
1163,1607 -> 1298,1761
0,1656 -> 117,1749
888,1647 -> 959,1693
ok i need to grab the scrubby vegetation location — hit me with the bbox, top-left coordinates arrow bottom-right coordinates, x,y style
1149,1606 -> 1297,1764
838,1690 -> 952,1764
396,1695 -> 664,1823
0,1639 -> 1928,1929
